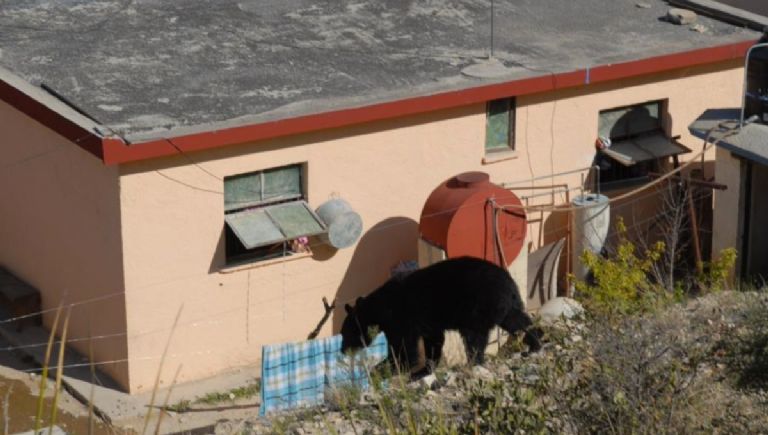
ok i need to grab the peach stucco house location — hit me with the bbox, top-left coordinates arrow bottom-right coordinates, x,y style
0,0 -> 761,392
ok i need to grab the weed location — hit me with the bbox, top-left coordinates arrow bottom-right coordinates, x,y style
194,380 -> 261,405
697,247 -> 738,292
164,400 -> 192,413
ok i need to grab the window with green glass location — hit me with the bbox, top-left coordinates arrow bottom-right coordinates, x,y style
485,98 -> 516,153
223,164 -> 326,265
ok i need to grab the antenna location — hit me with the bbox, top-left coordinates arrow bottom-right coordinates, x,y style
490,0 -> 495,58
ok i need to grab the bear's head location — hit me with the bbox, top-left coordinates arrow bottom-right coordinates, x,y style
340,296 -> 373,354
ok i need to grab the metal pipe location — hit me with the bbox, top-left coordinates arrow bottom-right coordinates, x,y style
508,184 -> 569,191
490,0 -> 495,58
595,165 -> 601,195
520,187 -> 573,201
740,42 -> 768,129
502,165 -> 598,187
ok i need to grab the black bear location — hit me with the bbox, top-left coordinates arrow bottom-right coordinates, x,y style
340,256 -> 542,376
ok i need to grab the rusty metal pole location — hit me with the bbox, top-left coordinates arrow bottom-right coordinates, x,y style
686,180 -> 704,275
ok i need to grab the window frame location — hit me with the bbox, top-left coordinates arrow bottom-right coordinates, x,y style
596,100 -> 670,191
484,97 -> 516,154
223,163 -> 321,266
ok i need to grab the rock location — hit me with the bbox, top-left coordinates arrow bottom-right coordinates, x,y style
359,391 -> 375,405
636,2 -> 651,8
472,365 -> 493,380
690,23 -> 708,33
537,297 -> 584,326
444,371 -> 458,387
420,373 -> 437,389
667,8 -> 697,25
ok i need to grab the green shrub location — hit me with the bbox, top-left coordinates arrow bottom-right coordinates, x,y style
573,218 -> 667,316
697,247 -> 737,292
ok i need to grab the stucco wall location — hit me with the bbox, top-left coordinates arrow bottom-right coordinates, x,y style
0,100 -> 129,386
117,60 -> 745,392
712,147 -> 743,276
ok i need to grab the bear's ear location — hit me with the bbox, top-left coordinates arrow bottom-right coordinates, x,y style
356,296 -> 363,305
344,303 -> 353,314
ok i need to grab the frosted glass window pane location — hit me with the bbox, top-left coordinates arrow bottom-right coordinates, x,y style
485,99 -> 511,150
224,172 -> 262,211
266,202 -> 325,239
264,166 -> 301,201
599,102 -> 661,140
225,208 -> 283,249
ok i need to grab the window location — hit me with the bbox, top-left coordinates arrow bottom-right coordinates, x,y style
596,101 -> 689,189
485,98 -> 516,153
223,164 -> 325,265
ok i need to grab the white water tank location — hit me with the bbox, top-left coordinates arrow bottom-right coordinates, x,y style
315,198 -> 362,249
571,194 -> 610,282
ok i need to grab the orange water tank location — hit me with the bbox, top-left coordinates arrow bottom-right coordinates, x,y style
419,172 -> 527,267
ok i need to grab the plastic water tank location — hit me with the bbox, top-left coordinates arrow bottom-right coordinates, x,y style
571,193 -> 610,281
419,172 -> 527,267
315,198 -> 363,249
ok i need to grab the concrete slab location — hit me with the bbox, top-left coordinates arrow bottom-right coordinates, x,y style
0,0 -> 758,140
0,307 -> 261,431
669,0 -> 768,30
14,426 -> 68,435
689,107 -> 768,166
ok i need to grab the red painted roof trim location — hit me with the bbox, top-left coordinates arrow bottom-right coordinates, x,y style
0,79 -> 104,159
0,39 -> 756,165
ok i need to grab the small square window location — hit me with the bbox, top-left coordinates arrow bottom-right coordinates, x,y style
485,98 -> 516,153
223,164 -> 324,265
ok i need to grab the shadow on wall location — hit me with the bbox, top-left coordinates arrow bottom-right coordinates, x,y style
331,216 -> 418,333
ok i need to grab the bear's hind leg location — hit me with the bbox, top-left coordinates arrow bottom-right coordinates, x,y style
460,329 -> 490,365
499,309 -> 542,352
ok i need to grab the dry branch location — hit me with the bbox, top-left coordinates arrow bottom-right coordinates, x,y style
308,297 -> 336,340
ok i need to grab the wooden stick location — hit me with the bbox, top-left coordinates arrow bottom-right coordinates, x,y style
308,297 -> 336,340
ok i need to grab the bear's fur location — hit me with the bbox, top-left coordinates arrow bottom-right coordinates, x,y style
341,256 -> 542,376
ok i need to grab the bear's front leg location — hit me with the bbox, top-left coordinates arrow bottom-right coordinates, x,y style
460,328 -> 490,365
382,332 -> 420,375
423,332 -> 446,372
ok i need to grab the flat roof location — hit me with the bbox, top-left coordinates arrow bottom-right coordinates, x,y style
0,0 -> 759,144
689,108 -> 768,167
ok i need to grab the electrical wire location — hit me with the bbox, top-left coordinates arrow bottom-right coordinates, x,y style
0,182 -> 718,356
0,186 -> 718,360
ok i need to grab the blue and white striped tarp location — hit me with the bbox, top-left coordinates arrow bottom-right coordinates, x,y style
259,333 -> 388,416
